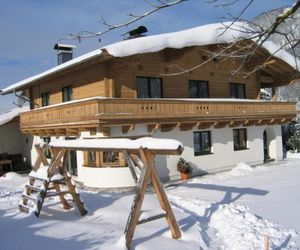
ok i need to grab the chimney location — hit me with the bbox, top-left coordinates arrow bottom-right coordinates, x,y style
53,43 -> 76,65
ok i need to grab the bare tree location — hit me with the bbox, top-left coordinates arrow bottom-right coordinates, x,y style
63,0 -> 300,76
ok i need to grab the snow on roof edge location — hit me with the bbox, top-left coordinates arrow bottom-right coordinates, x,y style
0,106 -> 29,126
1,49 -> 103,94
2,21 -> 300,94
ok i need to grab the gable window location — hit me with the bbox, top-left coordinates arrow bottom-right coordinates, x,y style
189,80 -> 209,98
62,86 -> 73,102
193,131 -> 212,156
233,128 -> 247,151
230,83 -> 245,99
136,76 -> 162,98
41,92 -> 50,107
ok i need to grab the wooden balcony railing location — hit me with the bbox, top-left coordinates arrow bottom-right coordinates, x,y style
20,98 -> 297,135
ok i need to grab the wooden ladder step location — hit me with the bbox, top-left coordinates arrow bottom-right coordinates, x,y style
51,179 -> 66,185
18,203 -> 33,213
46,191 -> 70,197
137,212 -> 167,225
25,184 -> 42,192
22,193 -> 39,203
29,176 -> 48,182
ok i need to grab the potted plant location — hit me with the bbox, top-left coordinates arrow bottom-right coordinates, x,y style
177,158 -> 192,180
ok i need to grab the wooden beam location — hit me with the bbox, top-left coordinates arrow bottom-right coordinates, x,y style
179,122 -> 197,131
197,122 -> 213,130
213,121 -> 229,129
260,75 -> 274,84
160,123 -> 177,132
146,150 -> 181,239
99,126 -> 111,136
122,124 -> 135,134
243,120 -> 255,127
228,120 -> 243,128
89,127 -> 97,136
255,119 -> 266,126
262,59 -> 277,68
125,149 -> 152,249
266,118 -> 276,125
148,123 -> 160,133
33,144 -> 49,171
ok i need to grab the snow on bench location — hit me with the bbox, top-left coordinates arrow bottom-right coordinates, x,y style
49,137 -> 184,155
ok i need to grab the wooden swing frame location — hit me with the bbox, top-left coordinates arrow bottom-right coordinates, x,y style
28,138 -> 183,249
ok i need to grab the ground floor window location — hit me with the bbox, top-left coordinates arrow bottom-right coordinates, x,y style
233,128 -> 247,150
193,131 -> 212,156
83,151 -> 126,167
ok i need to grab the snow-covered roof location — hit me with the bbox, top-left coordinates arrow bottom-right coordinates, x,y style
0,106 -> 29,126
2,22 -> 300,94
49,137 -> 183,154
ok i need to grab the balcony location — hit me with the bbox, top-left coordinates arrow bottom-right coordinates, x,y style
20,97 -> 297,136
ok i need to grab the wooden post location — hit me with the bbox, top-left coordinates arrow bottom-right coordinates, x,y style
33,144 -> 49,171
59,149 -> 87,216
124,149 -> 181,249
146,150 -> 182,240
264,235 -> 269,250
125,149 -> 151,249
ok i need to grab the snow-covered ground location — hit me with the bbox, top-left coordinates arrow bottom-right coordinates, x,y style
1,158 -> 300,249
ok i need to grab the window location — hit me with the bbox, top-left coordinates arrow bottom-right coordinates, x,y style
83,151 -> 125,168
230,83 -> 245,99
62,86 -> 73,102
136,76 -> 162,98
41,92 -> 50,107
233,128 -> 247,150
189,80 -> 209,98
87,151 -> 97,166
193,131 -> 212,156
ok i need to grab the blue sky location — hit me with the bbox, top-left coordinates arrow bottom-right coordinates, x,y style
0,0 -> 295,112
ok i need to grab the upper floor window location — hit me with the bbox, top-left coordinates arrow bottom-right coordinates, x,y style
189,80 -> 209,98
233,128 -> 247,151
62,86 -> 73,102
230,83 -> 245,99
136,76 -> 162,98
41,92 -> 50,107
193,131 -> 212,156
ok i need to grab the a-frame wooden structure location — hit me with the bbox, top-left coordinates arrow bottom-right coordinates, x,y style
19,144 -> 87,217
19,137 -> 183,249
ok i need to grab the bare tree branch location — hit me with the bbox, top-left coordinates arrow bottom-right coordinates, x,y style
62,0 -> 187,41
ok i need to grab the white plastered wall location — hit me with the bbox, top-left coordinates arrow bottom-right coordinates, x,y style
29,124 -> 283,188
264,125 -> 283,161
0,122 -> 32,165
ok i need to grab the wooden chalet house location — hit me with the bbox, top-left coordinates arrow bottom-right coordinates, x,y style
1,22 -> 299,188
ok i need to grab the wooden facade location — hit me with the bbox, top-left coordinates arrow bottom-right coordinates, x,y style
14,43 -> 299,135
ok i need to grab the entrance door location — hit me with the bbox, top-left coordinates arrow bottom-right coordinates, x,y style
65,137 -> 78,176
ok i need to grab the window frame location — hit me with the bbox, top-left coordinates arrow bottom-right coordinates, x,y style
41,92 -> 50,107
188,79 -> 209,98
193,131 -> 212,156
230,82 -> 246,99
62,85 -> 73,102
83,151 -> 126,168
136,76 -> 163,98
233,128 -> 248,151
